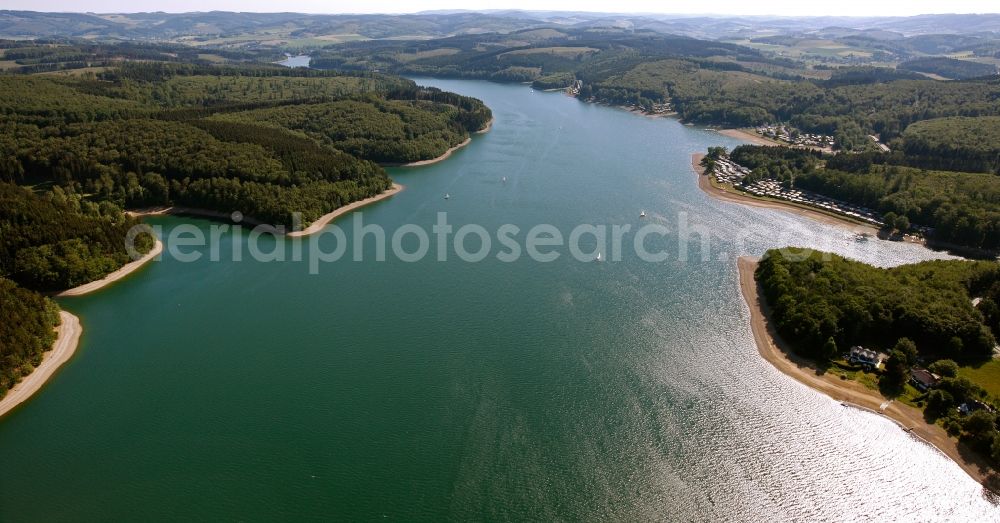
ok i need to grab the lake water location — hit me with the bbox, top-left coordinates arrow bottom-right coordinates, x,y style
277,55 -> 311,68
1,78 -> 997,520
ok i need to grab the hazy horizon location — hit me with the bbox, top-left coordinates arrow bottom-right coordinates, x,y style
4,1 -> 1000,17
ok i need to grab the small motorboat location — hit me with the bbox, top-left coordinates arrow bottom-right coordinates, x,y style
444,193 -> 450,200
640,210 -> 646,218
596,252 -> 603,262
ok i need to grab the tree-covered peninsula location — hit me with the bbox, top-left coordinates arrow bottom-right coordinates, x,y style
755,249 -> 1000,466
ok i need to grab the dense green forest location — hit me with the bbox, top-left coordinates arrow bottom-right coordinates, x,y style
0,277 -> 61,398
756,250 -> 998,362
727,145 -> 1000,251
898,117 -> 1000,174
756,250 -> 1000,463
0,60 -> 491,228
0,182 -> 153,291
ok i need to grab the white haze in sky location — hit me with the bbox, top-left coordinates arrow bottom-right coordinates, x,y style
7,0 -> 1000,17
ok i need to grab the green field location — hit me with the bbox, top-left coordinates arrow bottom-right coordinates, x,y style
959,360 -> 1000,400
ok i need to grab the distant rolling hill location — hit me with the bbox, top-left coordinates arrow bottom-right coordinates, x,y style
3,11 -> 1000,43
900,57 -> 998,80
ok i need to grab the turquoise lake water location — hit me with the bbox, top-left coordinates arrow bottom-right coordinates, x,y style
0,78 -> 996,520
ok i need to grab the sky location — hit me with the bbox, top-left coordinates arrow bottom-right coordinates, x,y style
6,0 -> 1000,17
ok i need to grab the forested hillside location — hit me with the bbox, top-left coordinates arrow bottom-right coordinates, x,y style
899,117 -> 1000,174
628,64 -> 1000,146
0,183 -> 153,291
310,29 -> 1000,151
727,145 -> 1000,251
0,38 -> 282,74
0,60 -> 491,228
899,57 -> 998,80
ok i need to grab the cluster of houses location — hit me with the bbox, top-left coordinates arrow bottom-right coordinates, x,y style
620,100 -> 672,115
910,367 -> 995,416
709,155 -> 752,184
648,102 -> 672,115
755,124 -> 835,149
707,155 -> 884,227
742,180 -> 884,227
849,346 -> 995,417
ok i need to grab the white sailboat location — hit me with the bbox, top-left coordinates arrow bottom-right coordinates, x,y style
444,193 -> 450,200
639,210 -> 646,218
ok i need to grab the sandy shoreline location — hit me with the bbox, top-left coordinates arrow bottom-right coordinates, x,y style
400,137 -> 472,167
129,185 -> 403,238
691,153 -> 878,235
0,311 -> 82,419
624,106 -> 675,118
56,240 -> 164,297
475,117 -> 494,134
396,119 -> 491,166
737,256 -> 998,489
287,183 -> 404,237
717,128 -> 784,146
717,128 -> 833,153
130,121 -> 485,233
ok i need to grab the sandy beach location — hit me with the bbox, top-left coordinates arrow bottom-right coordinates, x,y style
623,106 -> 675,118
717,128 -> 784,146
718,128 -> 833,153
738,256 -> 998,489
476,117 -> 494,134
0,311 -> 82,419
691,153 -> 878,235
129,187 -> 403,239
130,122 -> 484,233
56,240 -> 164,297
402,137 -> 472,167
287,183 -> 404,237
